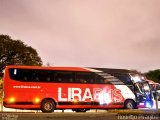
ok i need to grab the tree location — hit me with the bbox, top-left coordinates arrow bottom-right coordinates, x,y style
0,34 -> 42,72
145,69 -> 160,83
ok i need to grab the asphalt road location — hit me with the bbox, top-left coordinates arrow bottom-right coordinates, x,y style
0,109 -> 160,120
0,112 -> 118,120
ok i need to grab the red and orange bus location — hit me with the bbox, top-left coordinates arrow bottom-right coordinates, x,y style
3,66 -> 153,112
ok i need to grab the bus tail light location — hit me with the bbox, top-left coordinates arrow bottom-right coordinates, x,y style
33,97 -> 40,104
8,97 -> 15,103
74,99 -> 78,103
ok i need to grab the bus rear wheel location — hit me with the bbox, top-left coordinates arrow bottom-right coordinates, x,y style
41,99 -> 55,113
124,100 -> 136,109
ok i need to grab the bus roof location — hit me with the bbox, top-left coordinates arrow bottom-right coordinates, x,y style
5,66 -> 142,74
5,65 -> 91,72
90,67 -> 139,74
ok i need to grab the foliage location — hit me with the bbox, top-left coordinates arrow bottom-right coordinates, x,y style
0,34 -> 42,72
145,69 -> 160,83
0,77 -> 2,102
0,77 -> 2,89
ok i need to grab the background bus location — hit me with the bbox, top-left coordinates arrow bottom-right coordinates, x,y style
3,66 -> 153,113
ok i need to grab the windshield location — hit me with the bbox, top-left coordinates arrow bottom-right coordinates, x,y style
135,82 -> 151,94
130,73 -> 145,83
130,73 -> 151,93
142,82 -> 150,93
135,82 -> 144,94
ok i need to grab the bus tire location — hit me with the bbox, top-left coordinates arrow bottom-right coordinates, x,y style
74,109 -> 87,112
41,99 -> 55,113
124,100 -> 136,109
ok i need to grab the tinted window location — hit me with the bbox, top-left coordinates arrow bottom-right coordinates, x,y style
9,68 -> 97,84
9,68 -> 55,82
95,75 -> 106,84
9,68 -> 31,81
114,73 -> 132,85
32,70 -> 54,82
95,72 -> 113,84
55,71 -> 74,83
76,72 -> 95,84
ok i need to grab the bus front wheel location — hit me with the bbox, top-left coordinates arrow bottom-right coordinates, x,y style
124,100 -> 136,109
41,99 -> 55,113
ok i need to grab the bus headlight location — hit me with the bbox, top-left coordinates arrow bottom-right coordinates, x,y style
145,101 -> 152,108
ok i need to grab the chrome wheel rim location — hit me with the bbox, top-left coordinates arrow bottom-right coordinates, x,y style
127,103 -> 133,109
44,102 -> 53,111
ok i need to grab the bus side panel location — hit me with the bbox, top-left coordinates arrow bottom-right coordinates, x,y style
4,79 -> 127,109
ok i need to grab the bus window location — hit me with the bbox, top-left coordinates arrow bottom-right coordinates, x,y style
9,68 -> 32,81
95,75 -> 105,84
114,74 -> 132,85
9,68 -> 55,82
31,70 -> 55,82
55,71 -> 74,83
76,72 -> 95,84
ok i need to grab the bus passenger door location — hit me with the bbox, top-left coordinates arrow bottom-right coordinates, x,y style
134,82 -> 153,108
